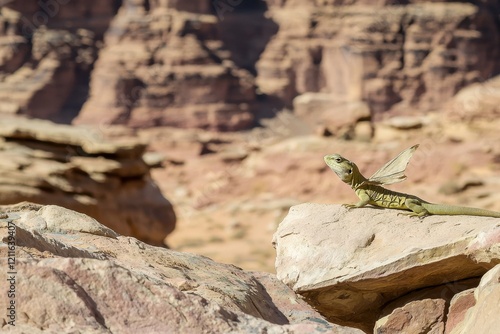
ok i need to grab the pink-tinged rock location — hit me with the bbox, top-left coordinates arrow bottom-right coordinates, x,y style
273,203 -> 500,332
375,279 -> 479,334
0,1 -> 118,120
448,265 -> 500,334
0,204 -> 361,333
445,288 -> 475,334
293,93 -> 371,138
376,298 -> 446,334
75,2 -> 256,131
257,2 -> 499,115
449,75 -> 500,122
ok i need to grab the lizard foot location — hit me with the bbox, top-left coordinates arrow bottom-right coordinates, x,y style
397,211 -> 426,218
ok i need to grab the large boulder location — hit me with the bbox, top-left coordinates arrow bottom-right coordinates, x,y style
273,203 -> 500,332
0,203 -> 361,333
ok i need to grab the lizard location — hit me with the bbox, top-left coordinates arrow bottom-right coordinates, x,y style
324,145 -> 500,218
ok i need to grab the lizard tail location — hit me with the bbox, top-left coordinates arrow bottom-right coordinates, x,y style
422,203 -> 500,218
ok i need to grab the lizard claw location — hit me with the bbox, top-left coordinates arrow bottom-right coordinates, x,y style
397,211 -> 425,218
342,204 -> 357,210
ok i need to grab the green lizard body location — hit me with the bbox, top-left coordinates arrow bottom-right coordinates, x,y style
324,153 -> 500,218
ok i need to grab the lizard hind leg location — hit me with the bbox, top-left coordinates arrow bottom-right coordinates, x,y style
404,198 -> 429,217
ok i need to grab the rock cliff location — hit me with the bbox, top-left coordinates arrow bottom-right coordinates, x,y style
0,2 -> 117,121
259,0 -> 500,121
1,1 -> 498,129
74,0 -> 262,130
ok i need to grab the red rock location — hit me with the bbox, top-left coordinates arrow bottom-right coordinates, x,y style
74,2 -> 256,130
445,289 -> 476,334
1,1 -> 499,125
376,299 -> 446,334
257,2 -> 500,116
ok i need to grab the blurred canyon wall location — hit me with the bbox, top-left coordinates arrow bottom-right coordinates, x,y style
0,0 -> 498,129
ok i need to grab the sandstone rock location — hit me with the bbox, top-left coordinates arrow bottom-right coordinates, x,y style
273,203 -> 500,331
0,117 -> 175,246
0,204 -> 359,333
449,265 -> 500,334
384,115 -> 428,130
293,93 -> 372,139
4,0 -> 117,38
74,1 -> 257,131
3,1 -> 499,126
0,25 -> 97,120
445,288 -> 475,334
449,74 -> 500,121
375,278 -> 479,334
376,299 -> 446,334
257,2 -> 500,115
0,0 -> 117,121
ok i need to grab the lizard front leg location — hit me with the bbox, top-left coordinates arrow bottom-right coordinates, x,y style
402,198 -> 429,217
344,189 -> 371,209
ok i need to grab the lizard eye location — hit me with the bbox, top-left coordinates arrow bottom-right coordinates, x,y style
348,169 -> 352,174
335,158 -> 342,163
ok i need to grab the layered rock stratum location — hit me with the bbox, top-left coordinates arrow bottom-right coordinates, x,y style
0,117 -> 175,246
1,0 -> 499,130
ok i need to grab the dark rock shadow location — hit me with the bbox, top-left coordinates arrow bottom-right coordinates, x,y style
213,1 -> 278,76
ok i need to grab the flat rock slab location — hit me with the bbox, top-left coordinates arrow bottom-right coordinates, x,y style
273,203 -> 500,331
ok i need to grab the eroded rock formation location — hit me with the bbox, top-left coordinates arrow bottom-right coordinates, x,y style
259,0 -> 500,125
73,0 -> 268,130
2,1 -> 498,130
0,117 -> 175,246
0,2 -> 118,121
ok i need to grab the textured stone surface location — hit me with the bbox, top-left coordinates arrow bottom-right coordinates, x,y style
293,94 -> 372,138
445,288 -> 475,334
449,265 -> 500,334
375,280 -> 479,334
4,0 -> 117,37
0,204 -> 360,334
0,1 -> 118,121
0,117 -> 176,246
0,25 -> 97,120
3,1 -> 499,127
376,298 -> 446,334
449,74 -> 500,121
257,2 -> 500,117
273,203 -> 500,331
74,0 -> 259,130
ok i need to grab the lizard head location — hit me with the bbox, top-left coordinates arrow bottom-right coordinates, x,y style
324,154 -> 358,184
